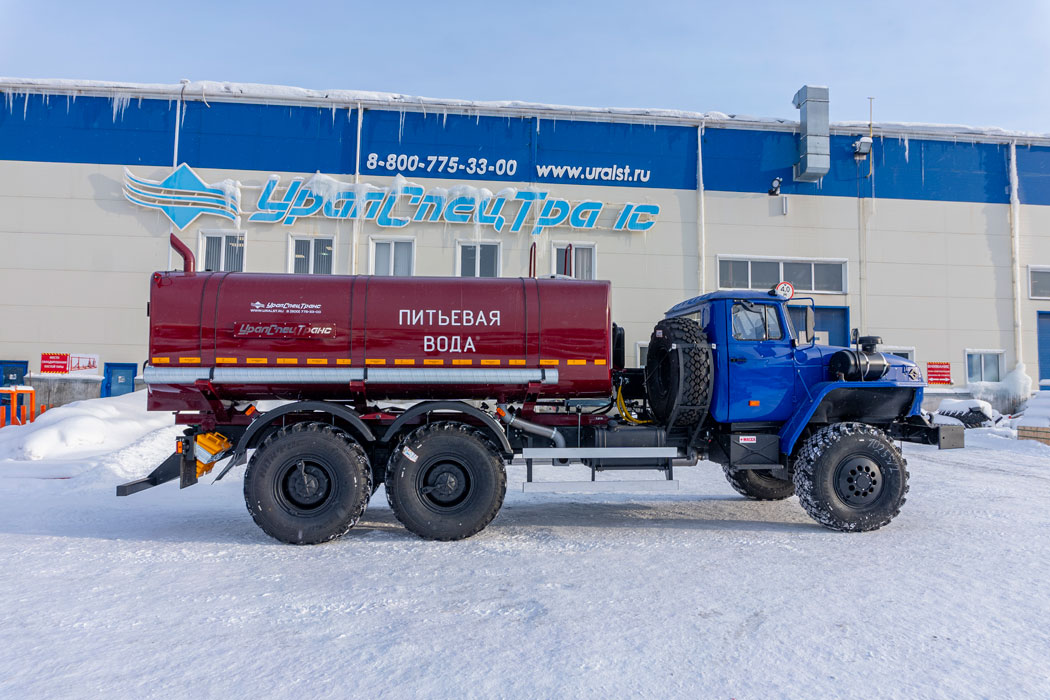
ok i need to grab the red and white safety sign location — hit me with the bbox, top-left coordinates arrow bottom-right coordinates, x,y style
926,362 -> 952,385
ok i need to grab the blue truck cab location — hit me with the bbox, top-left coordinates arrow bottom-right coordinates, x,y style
617,287 -> 964,532
664,290 -> 942,455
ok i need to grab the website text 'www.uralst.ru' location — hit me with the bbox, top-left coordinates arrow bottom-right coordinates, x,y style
534,163 -> 652,183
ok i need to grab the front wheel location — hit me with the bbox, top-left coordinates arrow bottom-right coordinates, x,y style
792,423 -> 909,532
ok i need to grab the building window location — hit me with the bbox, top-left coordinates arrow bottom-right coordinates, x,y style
458,242 -> 500,277
553,243 -> 596,280
636,342 -> 649,368
718,257 -> 845,293
884,347 -> 915,361
200,231 -> 245,272
372,239 -> 414,276
1029,267 -> 1050,298
966,351 -> 1002,383
291,236 -> 334,274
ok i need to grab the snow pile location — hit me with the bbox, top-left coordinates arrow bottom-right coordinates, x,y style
0,391 -> 172,462
935,398 -> 1000,428
968,362 -> 1033,415
1016,390 -> 1050,428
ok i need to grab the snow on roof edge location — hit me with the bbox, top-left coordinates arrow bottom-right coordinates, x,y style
2,77 -> 1048,144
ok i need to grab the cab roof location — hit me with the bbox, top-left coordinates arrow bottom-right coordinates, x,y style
665,289 -> 787,318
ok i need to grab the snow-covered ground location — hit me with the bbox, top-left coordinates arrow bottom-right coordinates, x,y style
1,393 -> 1048,698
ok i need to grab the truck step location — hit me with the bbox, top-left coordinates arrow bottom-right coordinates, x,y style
521,480 -> 680,493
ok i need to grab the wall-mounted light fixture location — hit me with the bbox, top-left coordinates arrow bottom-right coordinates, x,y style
768,177 -> 782,196
853,136 -> 873,160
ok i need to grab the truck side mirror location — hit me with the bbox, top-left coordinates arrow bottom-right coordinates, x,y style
850,328 -> 859,346
805,307 -> 816,343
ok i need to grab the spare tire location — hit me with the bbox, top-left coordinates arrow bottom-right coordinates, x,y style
644,317 -> 712,428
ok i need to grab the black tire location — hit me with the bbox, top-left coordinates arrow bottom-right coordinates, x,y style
723,467 -> 795,500
243,422 -> 372,544
792,422 -> 909,532
644,317 -> 712,428
385,422 -> 506,541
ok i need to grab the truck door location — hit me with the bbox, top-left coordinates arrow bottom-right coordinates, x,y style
726,301 -> 796,422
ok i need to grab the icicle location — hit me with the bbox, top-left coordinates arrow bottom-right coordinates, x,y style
23,93 -> 28,119
398,110 -> 405,142
111,94 -> 132,122
904,137 -> 909,163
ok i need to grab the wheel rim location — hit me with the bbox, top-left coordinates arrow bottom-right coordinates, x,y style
275,457 -> 336,515
417,458 -> 472,513
833,454 -> 885,507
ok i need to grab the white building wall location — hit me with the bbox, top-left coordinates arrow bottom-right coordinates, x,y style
1,157 -> 1048,399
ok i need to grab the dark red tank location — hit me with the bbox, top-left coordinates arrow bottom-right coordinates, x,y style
145,272 -> 613,412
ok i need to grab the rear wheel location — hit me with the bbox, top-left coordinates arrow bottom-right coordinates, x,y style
644,317 -> 712,428
792,422 -> 909,532
243,422 -> 372,544
723,467 -> 795,500
385,422 -> 506,541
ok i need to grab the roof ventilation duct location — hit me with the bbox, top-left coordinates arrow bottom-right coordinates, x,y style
792,85 -> 830,182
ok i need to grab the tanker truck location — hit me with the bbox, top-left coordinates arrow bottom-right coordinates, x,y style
117,236 -> 962,543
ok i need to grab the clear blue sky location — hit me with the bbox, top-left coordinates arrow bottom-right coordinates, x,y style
1,0 -> 1047,131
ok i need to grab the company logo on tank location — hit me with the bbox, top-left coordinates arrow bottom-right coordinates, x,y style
123,165 -> 660,234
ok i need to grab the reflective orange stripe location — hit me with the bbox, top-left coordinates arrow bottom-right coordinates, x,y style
276,358 -> 298,365
452,359 -> 472,366
246,358 -> 267,364
508,359 -> 526,366
336,359 -> 352,365
179,357 -> 201,364
306,358 -> 328,365
395,359 -> 415,365
151,357 -> 170,364
366,359 -> 385,365
216,357 -> 237,364
423,359 -> 444,365
540,359 -> 559,366
480,359 -> 500,366
567,359 -> 586,366
594,359 -> 608,366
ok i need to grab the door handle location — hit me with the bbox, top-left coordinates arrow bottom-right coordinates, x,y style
729,357 -> 747,364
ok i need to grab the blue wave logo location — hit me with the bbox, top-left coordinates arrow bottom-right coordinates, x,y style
123,164 -> 240,230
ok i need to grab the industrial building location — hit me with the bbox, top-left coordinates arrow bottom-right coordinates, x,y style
1,78 -> 1048,407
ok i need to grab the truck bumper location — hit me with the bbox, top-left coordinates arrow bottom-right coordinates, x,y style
888,418 -> 965,449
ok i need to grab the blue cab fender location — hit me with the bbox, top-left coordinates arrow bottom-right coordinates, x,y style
779,380 -> 925,455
